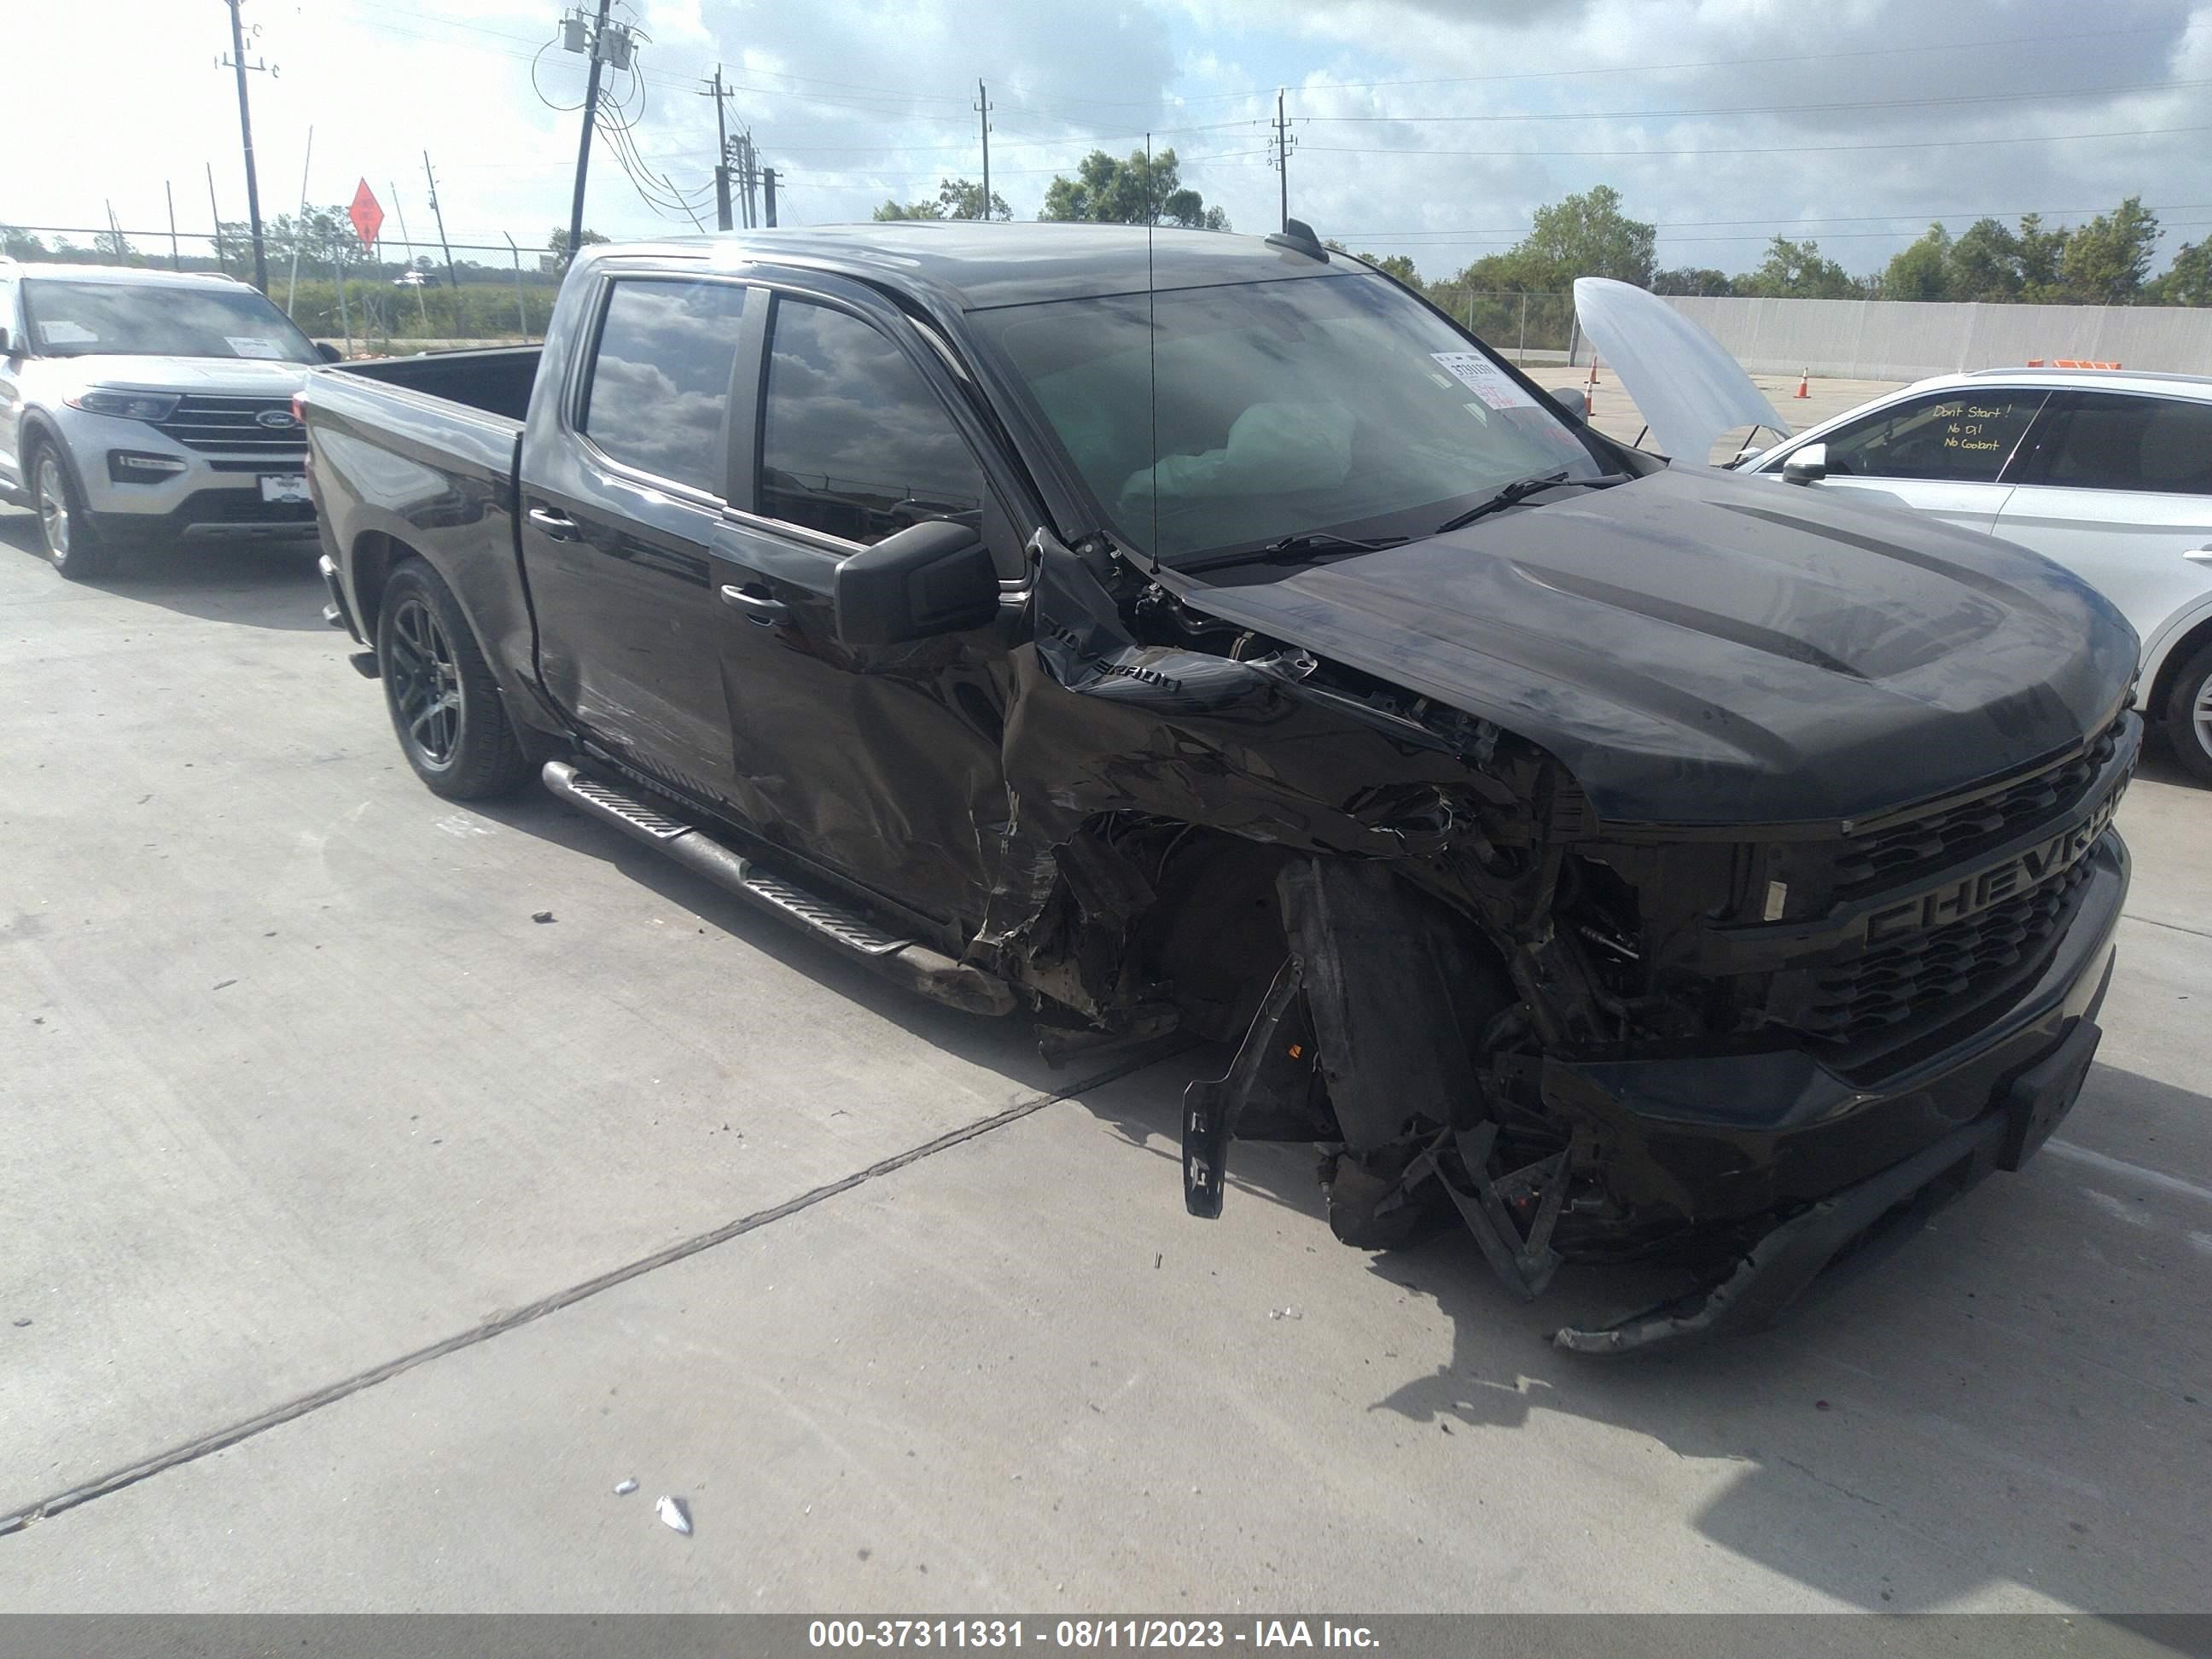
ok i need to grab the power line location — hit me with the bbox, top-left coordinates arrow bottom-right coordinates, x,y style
1342,201 -> 2212,241
1301,77 -> 2212,125
1302,122 -> 2212,161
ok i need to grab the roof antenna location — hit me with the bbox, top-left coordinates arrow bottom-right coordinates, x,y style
1146,131 -> 1158,565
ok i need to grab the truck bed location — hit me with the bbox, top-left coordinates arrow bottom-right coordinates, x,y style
338,346 -> 540,424
303,347 -> 538,703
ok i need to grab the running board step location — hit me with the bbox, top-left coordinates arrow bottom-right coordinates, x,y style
542,760 -> 1014,1017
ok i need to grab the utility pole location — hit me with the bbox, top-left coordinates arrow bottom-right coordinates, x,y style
166,182 -> 182,271
566,0 -> 614,268
975,80 -> 992,219
1269,88 -> 1295,235
503,234 -> 528,341
702,67 -> 733,231
286,126 -> 313,316
392,185 -> 430,329
736,132 -> 760,230
422,152 -> 457,291
219,0 -> 274,292
207,163 -> 228,278
762,167 -> 777,228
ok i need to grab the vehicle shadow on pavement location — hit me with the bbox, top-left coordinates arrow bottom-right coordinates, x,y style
465,788 -> 1204,1096
1342,1057 -> 2209,1614
1047,1045 -> 2204,1614
0,509 -> 328,632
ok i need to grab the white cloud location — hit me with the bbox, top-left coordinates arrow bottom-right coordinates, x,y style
15,0 -> 2212,286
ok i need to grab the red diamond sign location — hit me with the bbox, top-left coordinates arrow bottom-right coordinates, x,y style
347,179 -> 383,253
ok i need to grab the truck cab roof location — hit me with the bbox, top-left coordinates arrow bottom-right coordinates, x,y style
581,222 -> 1348,311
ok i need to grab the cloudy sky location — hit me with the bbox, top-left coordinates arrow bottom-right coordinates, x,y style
15,0 -> 2212,282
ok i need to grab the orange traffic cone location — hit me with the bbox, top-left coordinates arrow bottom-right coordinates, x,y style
1585,358 -> 1599,416
1794,367 -> 1810,399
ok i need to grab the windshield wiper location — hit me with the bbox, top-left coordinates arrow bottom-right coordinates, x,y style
1181,529 -> 1410,573
1432,470 -> 1628,537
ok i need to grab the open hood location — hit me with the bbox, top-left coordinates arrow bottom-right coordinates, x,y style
1573,277 -> 1790,463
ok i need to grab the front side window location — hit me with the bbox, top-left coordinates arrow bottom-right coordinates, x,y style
969,272 -> 1600,565
758,299 -> 986,544
2035,392 -> 2212,495
20,278 -> 320,364
1814,389 -> 2046,484
579,277 -> 748,496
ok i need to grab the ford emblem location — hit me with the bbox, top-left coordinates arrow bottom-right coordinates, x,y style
256,409 -> 300,429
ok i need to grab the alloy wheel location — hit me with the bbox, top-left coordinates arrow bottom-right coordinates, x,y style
34,455 -> 70,561
387,596 -> 463,767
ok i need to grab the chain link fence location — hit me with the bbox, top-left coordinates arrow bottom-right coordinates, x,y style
1420,287 -> 1575,364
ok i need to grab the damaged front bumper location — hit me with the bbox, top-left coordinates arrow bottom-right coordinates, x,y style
1551,833 -> 2127,1352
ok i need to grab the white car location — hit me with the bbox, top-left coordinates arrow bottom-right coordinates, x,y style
0,259 -> 337,580
1573,278 -> 2212,783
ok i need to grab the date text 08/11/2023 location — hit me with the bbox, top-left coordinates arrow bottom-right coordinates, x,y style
806,1620 -> 1382,1650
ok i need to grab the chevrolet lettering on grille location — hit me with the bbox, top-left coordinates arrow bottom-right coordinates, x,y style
1861,784 -> 2122,946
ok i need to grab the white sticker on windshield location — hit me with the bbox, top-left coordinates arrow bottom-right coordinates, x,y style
39,320 -> 97,344
1431,352 -> 1536,411
226,336 -> 287,359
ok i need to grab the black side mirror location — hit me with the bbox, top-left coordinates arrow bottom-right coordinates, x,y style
1548,387 -> 1587,427
315,341 -> 343,364
833,518 -> 999,647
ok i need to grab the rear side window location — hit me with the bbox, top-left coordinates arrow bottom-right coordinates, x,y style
2035,393 -> 2212,495
757,298 -> 985,544
579,277 -> 748,496
1817,389 -> 2046,484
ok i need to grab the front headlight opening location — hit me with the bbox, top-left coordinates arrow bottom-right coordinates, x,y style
67,389 -> 182,422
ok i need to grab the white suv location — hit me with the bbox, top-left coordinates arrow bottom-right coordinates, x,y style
0,260 -> 338,580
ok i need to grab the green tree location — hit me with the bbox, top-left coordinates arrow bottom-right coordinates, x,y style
1323,242 -> 1424,289
1652,266 -> 1732,296
543,225 -> 610,274
2150,238 -> 2212,306
1883,223 -> 1953,301
2059,196 -> 2160,303
1738,236 -> 1863,299
873,177 -> 1010,222
1946,218 -> 2023,302
1518,184 -> 1656,288
94,224 -> 138,263
1038,148 -> 1227,230
2015,212 -> 2071,300
1,225 -> 45,259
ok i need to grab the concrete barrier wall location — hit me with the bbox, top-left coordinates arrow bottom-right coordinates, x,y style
1654,296 -> 2212,381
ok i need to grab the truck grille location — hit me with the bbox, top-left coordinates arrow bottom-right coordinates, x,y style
1784,858 -> 2096,1042
1833,721 -> 2122,897
152,394 -> 306,454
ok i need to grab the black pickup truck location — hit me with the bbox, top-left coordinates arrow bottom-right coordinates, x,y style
303,223 -> 2139,1349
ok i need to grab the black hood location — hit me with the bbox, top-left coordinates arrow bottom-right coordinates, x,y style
1160,465 -> 2138,829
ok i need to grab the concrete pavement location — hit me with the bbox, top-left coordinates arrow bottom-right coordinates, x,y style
1,509 -> 2207,1615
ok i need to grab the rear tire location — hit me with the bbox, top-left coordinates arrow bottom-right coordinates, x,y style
30,442 -> 115,581
376,557 -> 531,800
2163,641 -> 2212,786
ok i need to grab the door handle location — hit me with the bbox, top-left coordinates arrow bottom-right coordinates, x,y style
719,582 -> 789,626
527,505 -> 580,541
2185,547 -> 2212,565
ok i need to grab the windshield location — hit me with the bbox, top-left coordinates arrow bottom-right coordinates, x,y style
970,271 -> 1604,564
20,279 -> 321,364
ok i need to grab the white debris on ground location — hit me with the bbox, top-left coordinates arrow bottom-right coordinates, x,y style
656,1495 -> 692,1534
